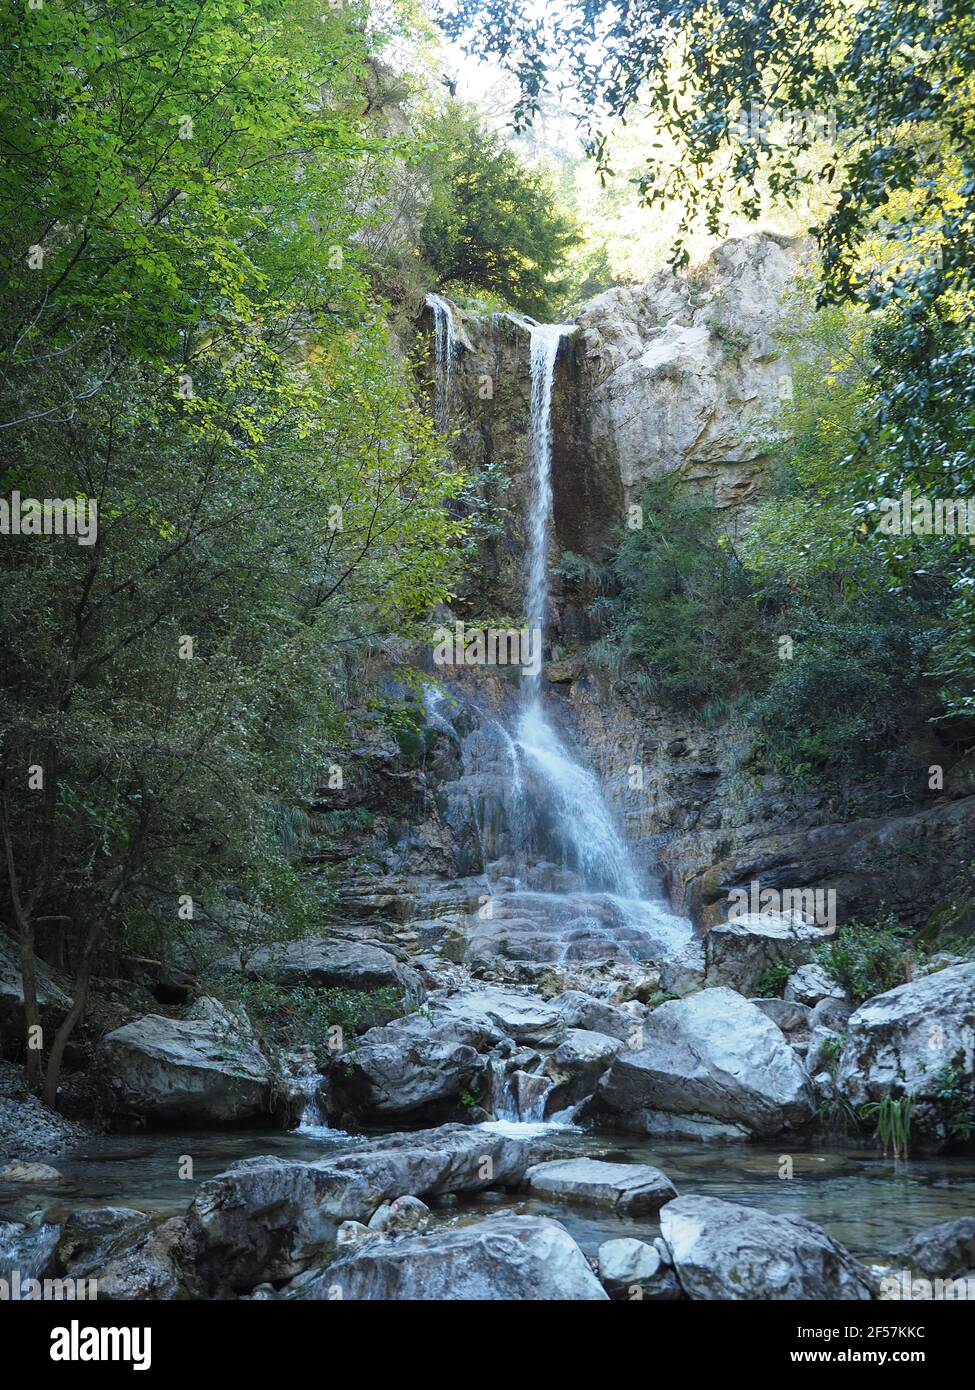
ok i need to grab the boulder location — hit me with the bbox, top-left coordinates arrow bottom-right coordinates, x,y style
705,914 -> 823,995
597,1237 -> 682,1300
92,1216 -> 194,1300
94,997 -> 283,1126
892,1218 -> 975,1281
784,962 -> 846,1007
542,1029 -> 622,1109
836,962 -> 975,1142
366,1195 -> 430,1237
589,987 -> 814,1138
294,1214 -> 608,1300
527,1158 -> 676,1213
430,987 -> 566,1046
553,990 -> 641,1043
55,1207 -> 152,1279
660,1195 -> 876,1300
238,936 -> 424,1010
0,1220 -> 60,1281
185,1123 -> 529,1293
810,996 -> 854,1032
326,1008 -> 502,1124
750,998 -> 812,1037
0,1160 -> 63,1184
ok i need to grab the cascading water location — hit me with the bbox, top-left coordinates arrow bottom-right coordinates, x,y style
515,322 -> 645,899
426,292 -> 456,431
420,298 -> 693,971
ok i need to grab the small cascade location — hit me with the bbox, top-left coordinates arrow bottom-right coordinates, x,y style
514,702 -> 642,897
426,292 -> 457,431
296,1073 -> 332,1136
488,1057 -> 555,1124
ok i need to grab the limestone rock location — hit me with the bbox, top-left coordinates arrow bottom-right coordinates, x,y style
527,1157 -> 677,1213
588,987 -> 814,1137
295,1214 -> 608,1300
660,1195 -> 876,1300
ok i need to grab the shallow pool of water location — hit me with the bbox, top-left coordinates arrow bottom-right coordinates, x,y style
1,1124 -> 972,1266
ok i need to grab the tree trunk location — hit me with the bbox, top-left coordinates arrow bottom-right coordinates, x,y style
42,952 -> 92,1110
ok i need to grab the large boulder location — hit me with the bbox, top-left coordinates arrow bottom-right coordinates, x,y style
55,1207 -> 152,1279
892,1218 -> 975,1281
186,1123 -> 529,1293
836,962 -> 975,1144
430,987 -> 566,1046
293,1214 -> 608,1301
94,997 -> 284,1127
553,990 -> 641,1043
588,987 -> 814,1138
704,914 -> 824,994
784,962 -> 846,1007
326,1008 -> 503,1125
660,1195 -> 876,1300
542,1029 -> 622,1110
238,936 -> 424,1012
526,1158 -> 676,1213
92,1217 -> 194,1300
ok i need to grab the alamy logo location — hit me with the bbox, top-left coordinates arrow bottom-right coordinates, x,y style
50,1320 -> 151,1371
1,1270 -> 96,1301
727,879 -> 837,932
432,621 -> 542,676
0,491 -> 98,545
875,490 -> 975,542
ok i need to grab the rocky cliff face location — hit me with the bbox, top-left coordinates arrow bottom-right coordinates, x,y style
574,232 -> 811,521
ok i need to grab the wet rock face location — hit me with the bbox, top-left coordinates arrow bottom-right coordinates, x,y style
659,1195 -> 877,1300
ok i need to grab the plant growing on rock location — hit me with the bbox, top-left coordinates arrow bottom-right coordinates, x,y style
815,911 -> 914,1005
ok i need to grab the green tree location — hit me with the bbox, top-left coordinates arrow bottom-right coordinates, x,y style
0,0 -> 465,1105
419,102 -> 580,317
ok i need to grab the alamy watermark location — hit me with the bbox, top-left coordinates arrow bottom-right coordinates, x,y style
880,1269 -> 975,1300
432,621 -> 542,677
1,1269 -> 97,1301
874,490 -> 975,544
0,491 -> 97,545
729,101 -> 838,147
727,879 -> 837,932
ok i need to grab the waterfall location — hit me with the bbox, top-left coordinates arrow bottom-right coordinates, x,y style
517,322 -> 643,898
426,292 -> 456,431
524,323 -> 572,696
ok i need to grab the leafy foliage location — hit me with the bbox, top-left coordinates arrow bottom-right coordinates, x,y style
419,103 -> 580,318
0,0 -> 464,1103
816,911 -> 915,1004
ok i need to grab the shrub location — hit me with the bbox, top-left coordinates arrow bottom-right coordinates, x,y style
816,911 -> 914,1003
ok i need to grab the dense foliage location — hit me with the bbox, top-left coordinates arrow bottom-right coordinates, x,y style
0,0 -> 465,1102
419,103 -> 580,317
